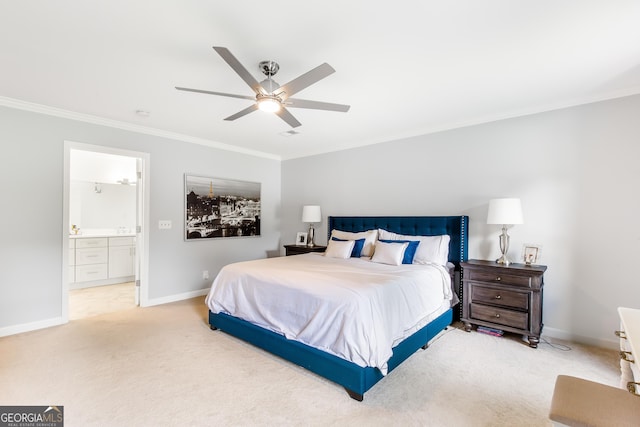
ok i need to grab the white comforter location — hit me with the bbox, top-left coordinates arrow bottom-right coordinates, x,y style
205,253 -> 452,374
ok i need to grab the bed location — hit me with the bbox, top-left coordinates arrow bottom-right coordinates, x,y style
206,215 -> 468,400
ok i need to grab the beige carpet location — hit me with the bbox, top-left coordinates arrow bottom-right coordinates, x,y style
0,298 -> 620,426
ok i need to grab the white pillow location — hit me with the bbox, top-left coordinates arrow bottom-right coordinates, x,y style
330,229 -> 378,257
371,241 -> 408,266
324,239 -> 355,259
378,229 -> 450,266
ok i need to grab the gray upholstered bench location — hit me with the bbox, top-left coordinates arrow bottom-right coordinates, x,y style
549,375 -> 640,426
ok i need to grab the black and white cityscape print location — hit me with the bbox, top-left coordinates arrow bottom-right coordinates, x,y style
185,174 -> 261,240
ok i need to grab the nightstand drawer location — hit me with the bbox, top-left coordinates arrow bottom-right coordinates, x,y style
470,285 -> 528,310
467,270 -> 532,287
470,303 -> 529,330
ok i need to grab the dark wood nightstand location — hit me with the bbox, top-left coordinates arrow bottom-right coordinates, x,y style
461,259 -> 547,348
284,244 -> 327,256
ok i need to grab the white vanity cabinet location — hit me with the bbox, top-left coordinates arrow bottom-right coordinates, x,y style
108,236 -> 135,279
70,235 -> 135,288
74,237 -> 108,282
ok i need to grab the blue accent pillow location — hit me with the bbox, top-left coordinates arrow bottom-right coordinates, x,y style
331,237 -> 366,258
379,239 -> 420,264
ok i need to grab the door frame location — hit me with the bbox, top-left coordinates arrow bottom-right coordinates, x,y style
62,141 -> 150,321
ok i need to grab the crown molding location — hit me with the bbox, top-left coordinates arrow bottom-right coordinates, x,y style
0,96 -> 281,161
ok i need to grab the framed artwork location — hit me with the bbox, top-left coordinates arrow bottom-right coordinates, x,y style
296,232 -> 308,246
185,174 -> 261,240
522,244 -> 542,265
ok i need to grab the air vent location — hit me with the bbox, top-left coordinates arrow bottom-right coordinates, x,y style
279,130 -> 300,137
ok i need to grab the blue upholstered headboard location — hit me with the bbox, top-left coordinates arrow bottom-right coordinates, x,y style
328,216 -> 469,265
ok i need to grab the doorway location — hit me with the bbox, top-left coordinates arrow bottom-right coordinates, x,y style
62,141 -> 150,322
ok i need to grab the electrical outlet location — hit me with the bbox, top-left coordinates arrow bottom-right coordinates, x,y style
158,220 -> 172,229
202,270 -> 209,280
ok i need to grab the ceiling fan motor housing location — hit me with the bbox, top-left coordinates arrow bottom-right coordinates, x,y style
259,60 -> 279,77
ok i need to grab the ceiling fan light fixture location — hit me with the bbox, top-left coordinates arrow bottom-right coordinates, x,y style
257,95 -> 281,113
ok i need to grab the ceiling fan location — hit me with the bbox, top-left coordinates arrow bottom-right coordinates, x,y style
176,46 -> 350,128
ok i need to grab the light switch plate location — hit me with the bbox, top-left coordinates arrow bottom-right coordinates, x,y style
158,220 -> 172,229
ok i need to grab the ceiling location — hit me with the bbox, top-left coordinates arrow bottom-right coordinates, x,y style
1,1 -> 639,160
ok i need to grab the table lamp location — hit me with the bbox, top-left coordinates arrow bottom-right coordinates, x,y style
487,198 -> 523,266
302,205 -> 321,247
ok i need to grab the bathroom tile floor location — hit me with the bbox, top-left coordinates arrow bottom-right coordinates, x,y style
69,282 -> 136,320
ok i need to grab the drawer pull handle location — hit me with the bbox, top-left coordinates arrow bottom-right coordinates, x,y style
495,314 -> 501,318
615,330 -> 627,339
495,295 -> 502,300
627,382 -> 640,396
620,351 -> 635,363
496,276 -> 501,281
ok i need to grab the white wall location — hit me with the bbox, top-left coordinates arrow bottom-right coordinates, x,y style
0,106 -> 281,335
282,94 -> 640,348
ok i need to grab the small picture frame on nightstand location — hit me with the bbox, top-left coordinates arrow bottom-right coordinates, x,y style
296,232 -> 308,246
522,244 -> 542,265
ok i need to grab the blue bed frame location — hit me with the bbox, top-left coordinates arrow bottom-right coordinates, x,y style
208,215 -> 468,400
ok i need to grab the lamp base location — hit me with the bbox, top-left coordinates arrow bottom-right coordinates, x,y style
496,225 -> 511,266
495,254 -> 511,266
307,224 -> 316,247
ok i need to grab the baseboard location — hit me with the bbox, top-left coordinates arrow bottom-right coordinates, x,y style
543,326 -> 618,350
144,288 -> 209,307
0,316 -> 65,338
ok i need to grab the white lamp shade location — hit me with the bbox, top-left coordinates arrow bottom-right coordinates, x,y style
487,198 -> 524,225
302,205 -> 322,223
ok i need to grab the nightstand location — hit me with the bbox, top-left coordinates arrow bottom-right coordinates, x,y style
284,244 -> 327,256
461,259 -> 547,348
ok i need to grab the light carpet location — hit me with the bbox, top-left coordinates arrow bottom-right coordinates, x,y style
0,298 -> 620,426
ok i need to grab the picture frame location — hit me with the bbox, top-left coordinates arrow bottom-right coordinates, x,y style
522,244 -> 542,265
184,174 -> 261,240
296,232 -> 308,246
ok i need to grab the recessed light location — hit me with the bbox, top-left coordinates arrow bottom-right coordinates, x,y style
135,110 -> 150,117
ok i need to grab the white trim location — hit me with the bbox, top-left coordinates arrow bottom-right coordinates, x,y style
542,326 -> 618,350
63,141 -> 152,316
0,96 -> 280,161
145,288 -> 210,307
0,317 -> 64,338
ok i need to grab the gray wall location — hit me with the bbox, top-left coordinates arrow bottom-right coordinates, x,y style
3,94 -> 639,347
282,94 -> 640,348
0,106 -> 281,334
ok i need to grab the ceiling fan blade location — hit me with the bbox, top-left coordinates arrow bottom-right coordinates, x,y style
224,104 -> 258,121
286,98 -> 350,112
175,87 -> 255,101
275,107 -> 302,128
213,46 -> 265,95
277,63 -> 335,100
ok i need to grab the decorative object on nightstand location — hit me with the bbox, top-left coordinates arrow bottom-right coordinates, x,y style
487,198 -> 523,266
302,205 -> 322,247
295,231 -> 308,246
461,259 -> 547,348
284,244 -> 327,256
522,244 -> 542,265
